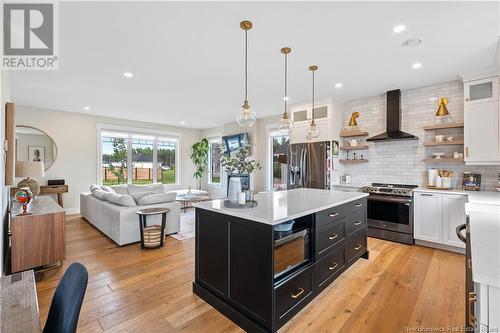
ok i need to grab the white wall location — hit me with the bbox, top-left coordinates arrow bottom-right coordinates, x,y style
16,106 -> 202,213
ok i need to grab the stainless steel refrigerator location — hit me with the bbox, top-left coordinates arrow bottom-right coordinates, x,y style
287,141 -> 330,190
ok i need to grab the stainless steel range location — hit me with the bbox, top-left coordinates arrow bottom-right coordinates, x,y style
361,183 -> 418,245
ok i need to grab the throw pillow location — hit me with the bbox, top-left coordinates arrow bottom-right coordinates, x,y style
138,192 -> 177,205
127,183 -> 165,195
110,185 -> 129,195
129,191 -> 154,204
92,189 -> 107,200
90,184 -> 100,193
101,185 -> 116,193
103,193 -> 136,207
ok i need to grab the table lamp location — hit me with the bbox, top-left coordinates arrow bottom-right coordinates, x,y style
15,161 -> 45,196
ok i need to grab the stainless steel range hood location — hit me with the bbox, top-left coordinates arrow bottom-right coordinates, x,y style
367,89 -> 418,142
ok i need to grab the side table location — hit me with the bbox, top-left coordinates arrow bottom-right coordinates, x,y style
136,208 -> 169,249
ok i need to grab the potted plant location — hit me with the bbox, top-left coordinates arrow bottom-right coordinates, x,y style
191,138 -> 209,190
219,143 -> 261,204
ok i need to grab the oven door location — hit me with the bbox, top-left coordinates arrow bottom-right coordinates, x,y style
367,194 -> 413,234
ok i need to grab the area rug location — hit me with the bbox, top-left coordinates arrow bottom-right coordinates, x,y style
169,209 -> 195,240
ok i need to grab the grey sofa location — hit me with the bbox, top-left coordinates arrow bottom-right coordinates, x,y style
80,184 -> 181,246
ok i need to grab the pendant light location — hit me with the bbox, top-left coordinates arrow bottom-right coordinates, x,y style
278,47 -> 293,132
306,65 -> 320,140
237,20 -> 257,127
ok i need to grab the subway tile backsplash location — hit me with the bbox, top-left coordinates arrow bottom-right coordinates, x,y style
341,81 -> 499,190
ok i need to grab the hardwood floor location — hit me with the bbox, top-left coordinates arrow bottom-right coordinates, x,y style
36,215 -> 465,332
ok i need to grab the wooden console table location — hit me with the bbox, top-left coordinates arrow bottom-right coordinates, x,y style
11,185 -> 68,207
0,270 -> 41,333
10,196 -> 66,273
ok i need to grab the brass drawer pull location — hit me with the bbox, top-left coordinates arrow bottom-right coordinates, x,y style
354,244 -> 362,250
329,212 -> 339,218
329,263 -> 338,270
328,234 -> 338,240
291,287 -> 305,299
355,203 -> 363,208
468,292 -> 477,328
354,221 -> 362,226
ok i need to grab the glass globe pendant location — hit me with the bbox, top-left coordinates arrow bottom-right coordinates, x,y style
237,21 -> 256,128
278,47 -> 294,133
306,65 -> 320,140
237,99 -> 257,127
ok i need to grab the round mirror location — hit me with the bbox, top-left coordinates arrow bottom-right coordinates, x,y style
15,126 -> 57,171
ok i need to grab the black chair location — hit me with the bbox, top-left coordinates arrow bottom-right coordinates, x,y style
43,262 -> 88,333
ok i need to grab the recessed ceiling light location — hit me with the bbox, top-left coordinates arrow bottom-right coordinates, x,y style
123,72 -> 134,78
180,121 -> 186,125
402,38 -> 422,47
393,24 -> 406,34
412,62 -> 422,70
83,106 -> 91,111
334,82 -> 343,88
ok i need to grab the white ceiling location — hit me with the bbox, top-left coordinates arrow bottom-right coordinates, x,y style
10,1 -> 499,129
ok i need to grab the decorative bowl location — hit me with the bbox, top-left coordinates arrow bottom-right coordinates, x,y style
432,153 -> 445,159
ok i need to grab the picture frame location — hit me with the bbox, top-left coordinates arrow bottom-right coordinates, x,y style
332,140 -> 339,157
28,146 -> 45,163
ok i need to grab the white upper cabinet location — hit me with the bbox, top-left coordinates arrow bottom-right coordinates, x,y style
289,101 -> 332,144
463,74 -> 500,165
464,76 -> 498,104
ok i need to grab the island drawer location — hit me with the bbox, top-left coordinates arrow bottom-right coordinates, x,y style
316,221 -> 345,258
346,229 -> 367,263
315,198 -> 367,229
275,266 -> 313,324
345,210 -> 367,236
315,247 -> 345,289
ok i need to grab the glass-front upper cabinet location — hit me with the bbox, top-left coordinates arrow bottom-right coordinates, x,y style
464,76 -> 499,104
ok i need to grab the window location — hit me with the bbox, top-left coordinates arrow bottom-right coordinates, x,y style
208,138 -> 222,186
157,139 -> 176,184
269,132 -> 289,191
132,137 -> 154,185
102,135 -> 128,185
99,126 -> 179,186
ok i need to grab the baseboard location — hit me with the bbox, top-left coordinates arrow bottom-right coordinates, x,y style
415,239 -> 465,254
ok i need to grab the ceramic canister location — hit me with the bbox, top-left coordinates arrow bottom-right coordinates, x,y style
428,169 -> 438,186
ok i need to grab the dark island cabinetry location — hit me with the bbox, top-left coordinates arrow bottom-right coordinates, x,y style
193,197 -> 368,332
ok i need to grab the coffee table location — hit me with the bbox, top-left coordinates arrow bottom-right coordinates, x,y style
176,194 -> 211,213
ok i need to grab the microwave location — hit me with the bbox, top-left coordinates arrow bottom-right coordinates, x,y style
274,228 -> 310,278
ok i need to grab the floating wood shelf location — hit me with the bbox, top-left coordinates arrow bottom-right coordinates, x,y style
423,140 -> 464,146
423,158 -> 464,163
423,122 -> 464,130
340,145 -> 369,150
339,131 -> 369,138
339,159 -> 369,164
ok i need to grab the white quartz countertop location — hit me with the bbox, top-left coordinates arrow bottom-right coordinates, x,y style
193,188 -> 369,225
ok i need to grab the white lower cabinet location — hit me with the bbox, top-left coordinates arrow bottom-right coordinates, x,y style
414,192 -> 466,249
476,283 -> 500,332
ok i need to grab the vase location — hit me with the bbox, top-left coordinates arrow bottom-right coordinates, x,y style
228,177 -> 242,204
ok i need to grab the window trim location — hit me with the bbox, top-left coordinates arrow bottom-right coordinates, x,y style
207,135 -> 223,188
96,123 -> 181,186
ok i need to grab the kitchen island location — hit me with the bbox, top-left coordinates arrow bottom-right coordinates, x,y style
193,188 -> 369,332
